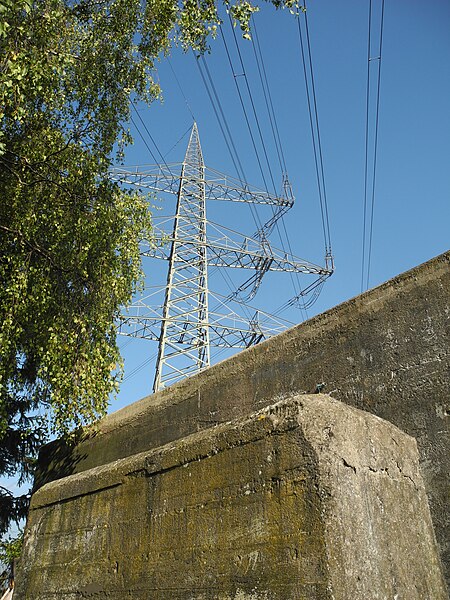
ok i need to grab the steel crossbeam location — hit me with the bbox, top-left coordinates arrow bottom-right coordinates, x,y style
111,165 -> 293,208
118,314 -> 285,349
141,230 -> 328,274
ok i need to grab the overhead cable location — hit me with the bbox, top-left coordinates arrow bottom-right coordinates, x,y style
361,0 -> 385,291
228,13 -> 278,196
194,54 -> 246,184
220,26 -> 271,195
123,351 -> 158,382
250,16 -> 307,310
223,18 -> 309,314
304,11 -> 332,254
131,103 -> 172,172
129,113 -> 159,165
296,12 -> 332,257
164,124 -> 193,159
167,57 -> 196,122
194,51 -> 263,233
252,18 -> 288,175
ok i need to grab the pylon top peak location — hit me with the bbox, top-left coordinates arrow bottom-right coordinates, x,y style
184,121 -> 203,166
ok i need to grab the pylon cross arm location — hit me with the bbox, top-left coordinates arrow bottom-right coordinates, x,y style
141,233 -> 331,275
118,313 -> 285,346
110,167 -> 292,208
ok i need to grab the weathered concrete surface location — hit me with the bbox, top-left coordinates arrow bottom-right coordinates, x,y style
16,396 -> 447,599
35,250 -> 450,583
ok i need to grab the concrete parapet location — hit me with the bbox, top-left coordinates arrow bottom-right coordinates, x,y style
34,250 -> 450,584
17,396 -> 447,599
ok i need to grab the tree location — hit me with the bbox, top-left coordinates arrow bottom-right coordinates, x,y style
0,534 -> 21,591
0,0 -> 302,538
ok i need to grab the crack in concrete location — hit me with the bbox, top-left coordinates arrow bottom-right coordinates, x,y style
339,457 -> 419,490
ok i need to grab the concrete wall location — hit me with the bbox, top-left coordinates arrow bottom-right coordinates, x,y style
16,396 -> 448,599
35,250 -> 450,583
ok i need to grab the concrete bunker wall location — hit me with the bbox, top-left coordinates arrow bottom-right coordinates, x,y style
16,396 -> 448,599
36,251 -> 450,584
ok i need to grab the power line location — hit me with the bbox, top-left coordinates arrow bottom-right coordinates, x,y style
195,55 -> 245,183
164,124 -> 192,159
361,0 -> 385,291
366,0 -> 385,291
250,16 -> 307,313
167,57 -> 196,122
361,0 -> 373,292
194,53 -> 263,233
304,10 -> 332,255
223,18 -> 316,316
296,14 -> 329,259
131,103 -> 171,172
222,25 -> 291,234
252,17 -> 288,175
220,26 -> 271,195
228,13 -> 278,196
123,352 -> 158,382
129,113 -> 159,164
196,39 -> 303,316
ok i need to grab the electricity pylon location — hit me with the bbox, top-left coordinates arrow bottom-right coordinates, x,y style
153,123 -> 210,390
113,123 -> 333,391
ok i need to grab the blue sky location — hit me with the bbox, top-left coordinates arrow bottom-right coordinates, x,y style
114,0 -> 450,411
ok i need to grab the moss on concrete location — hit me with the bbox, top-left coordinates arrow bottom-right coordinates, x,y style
16,396 -> 447,599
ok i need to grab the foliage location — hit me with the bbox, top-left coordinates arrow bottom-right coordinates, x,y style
0,533 -> 22,590
0,0 -> 303,539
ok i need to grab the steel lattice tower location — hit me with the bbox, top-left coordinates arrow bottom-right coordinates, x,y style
154,123 -> 210,390
114,123 -> 333,391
